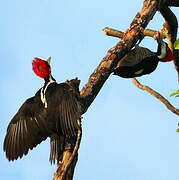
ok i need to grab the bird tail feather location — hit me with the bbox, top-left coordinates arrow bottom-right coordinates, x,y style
50,134 -> 65,164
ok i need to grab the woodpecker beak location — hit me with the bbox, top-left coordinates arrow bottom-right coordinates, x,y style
47,57 -> 51,65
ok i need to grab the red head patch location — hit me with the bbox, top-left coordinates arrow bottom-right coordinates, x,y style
32,58 -> 51,78
160,47 -> 174,62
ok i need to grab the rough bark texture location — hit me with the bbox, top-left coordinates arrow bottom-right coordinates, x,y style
53,151 -> 77,180
53,122 -> 82,180
80,0 -> 159,113
54,0 -> 179,179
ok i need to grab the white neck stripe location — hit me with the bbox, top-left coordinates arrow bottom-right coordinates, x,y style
157,42 -> 167,59
40,78 -> 55,108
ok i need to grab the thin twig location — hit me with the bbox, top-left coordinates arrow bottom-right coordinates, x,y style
132,78 -> 179,115
103,27 -> 166,39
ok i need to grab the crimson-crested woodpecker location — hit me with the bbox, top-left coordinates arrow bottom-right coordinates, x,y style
3,57 -> 82,164
113,40 -> 174,78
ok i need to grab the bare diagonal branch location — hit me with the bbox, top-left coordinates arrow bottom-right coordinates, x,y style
80,0 -> 159,114
54,1 -> 179,179
132,78 -> 179,115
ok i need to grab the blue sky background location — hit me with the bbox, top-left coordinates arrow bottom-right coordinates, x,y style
1,1 -> 179,180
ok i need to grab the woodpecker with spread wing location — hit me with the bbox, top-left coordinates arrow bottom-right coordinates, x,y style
113,40 -> 174,78
3,57 -> 82,164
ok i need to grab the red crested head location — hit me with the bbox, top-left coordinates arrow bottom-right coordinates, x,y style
160,46 -> 174,62
32,57 -> 51,78
158,42 -> 174,62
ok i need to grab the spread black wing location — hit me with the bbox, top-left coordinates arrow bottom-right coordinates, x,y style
3,94 -> 50,161
48,81 -> 82,164
47,82 -> 81,138
4,79 -> 82,163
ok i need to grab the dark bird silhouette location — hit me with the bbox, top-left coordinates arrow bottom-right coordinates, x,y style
3,57 -> 82,164
113,40 -> 174,78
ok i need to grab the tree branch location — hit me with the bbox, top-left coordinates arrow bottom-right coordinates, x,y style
80,0 -> 159,113
54,0 -> 179,179
159,6 -> 178,44
159,6 -> 179,77
166,0 -> 179,7
53,123 -> 82,180
132,78 -> 179,115
104,6 -> 179,80
103,13 -> 179,116
103,27 -> 166,39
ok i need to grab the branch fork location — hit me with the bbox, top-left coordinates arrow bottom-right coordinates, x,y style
54,1 -> 179,179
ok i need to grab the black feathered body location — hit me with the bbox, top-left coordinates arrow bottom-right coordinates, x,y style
114,56 -> 159,78
113,45 -> 159,78
4,79 -> 81,164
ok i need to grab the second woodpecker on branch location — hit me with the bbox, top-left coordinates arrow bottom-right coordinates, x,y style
113,39 -> 174,78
